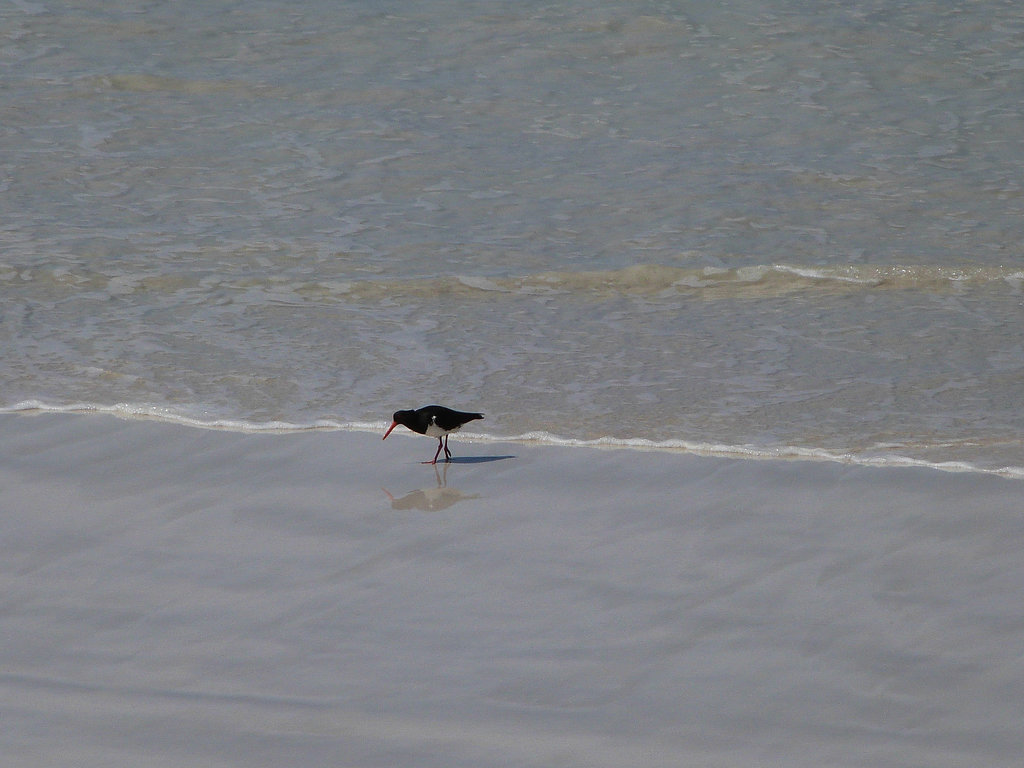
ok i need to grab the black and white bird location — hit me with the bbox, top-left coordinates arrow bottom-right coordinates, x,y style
382,405 -> 484,464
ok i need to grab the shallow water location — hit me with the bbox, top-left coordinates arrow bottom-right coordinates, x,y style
3,0 -> 1024,474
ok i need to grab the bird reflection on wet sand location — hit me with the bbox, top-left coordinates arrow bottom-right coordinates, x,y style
383,462 -> 479,511
381,454 -> 513,511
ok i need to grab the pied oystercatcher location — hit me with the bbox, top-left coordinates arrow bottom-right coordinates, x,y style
382,405 -> 484,464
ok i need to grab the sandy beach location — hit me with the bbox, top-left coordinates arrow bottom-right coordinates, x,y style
6,2 -> 1024,765
2,412 -> 1021,767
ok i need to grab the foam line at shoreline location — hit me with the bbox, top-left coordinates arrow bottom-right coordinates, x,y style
4,400 -> 1022,479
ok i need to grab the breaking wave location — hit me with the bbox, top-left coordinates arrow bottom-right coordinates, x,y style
259,263 -> 1024,302
5,262 -> 1023,305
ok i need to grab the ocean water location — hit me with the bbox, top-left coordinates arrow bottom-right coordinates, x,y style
3,0 -> 1023,475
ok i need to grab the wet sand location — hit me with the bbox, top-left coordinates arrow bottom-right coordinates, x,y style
2,413 -> 1022,767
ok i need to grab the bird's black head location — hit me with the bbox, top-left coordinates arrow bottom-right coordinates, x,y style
392,409 -> 415,426
383,409 -> 421,440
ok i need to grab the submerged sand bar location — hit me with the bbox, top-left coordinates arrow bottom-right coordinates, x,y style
2,413 -> 1021,767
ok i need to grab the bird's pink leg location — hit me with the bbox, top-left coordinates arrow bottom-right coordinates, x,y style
443,434 -> 452,461
424,438 -> 443,465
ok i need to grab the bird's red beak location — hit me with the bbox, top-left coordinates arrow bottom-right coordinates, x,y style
382,421 -> 398,440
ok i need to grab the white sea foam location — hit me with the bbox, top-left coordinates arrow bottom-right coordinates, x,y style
489,430 -> 1024,479
1,400 -> 345,433
6,402 -> 1022,479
